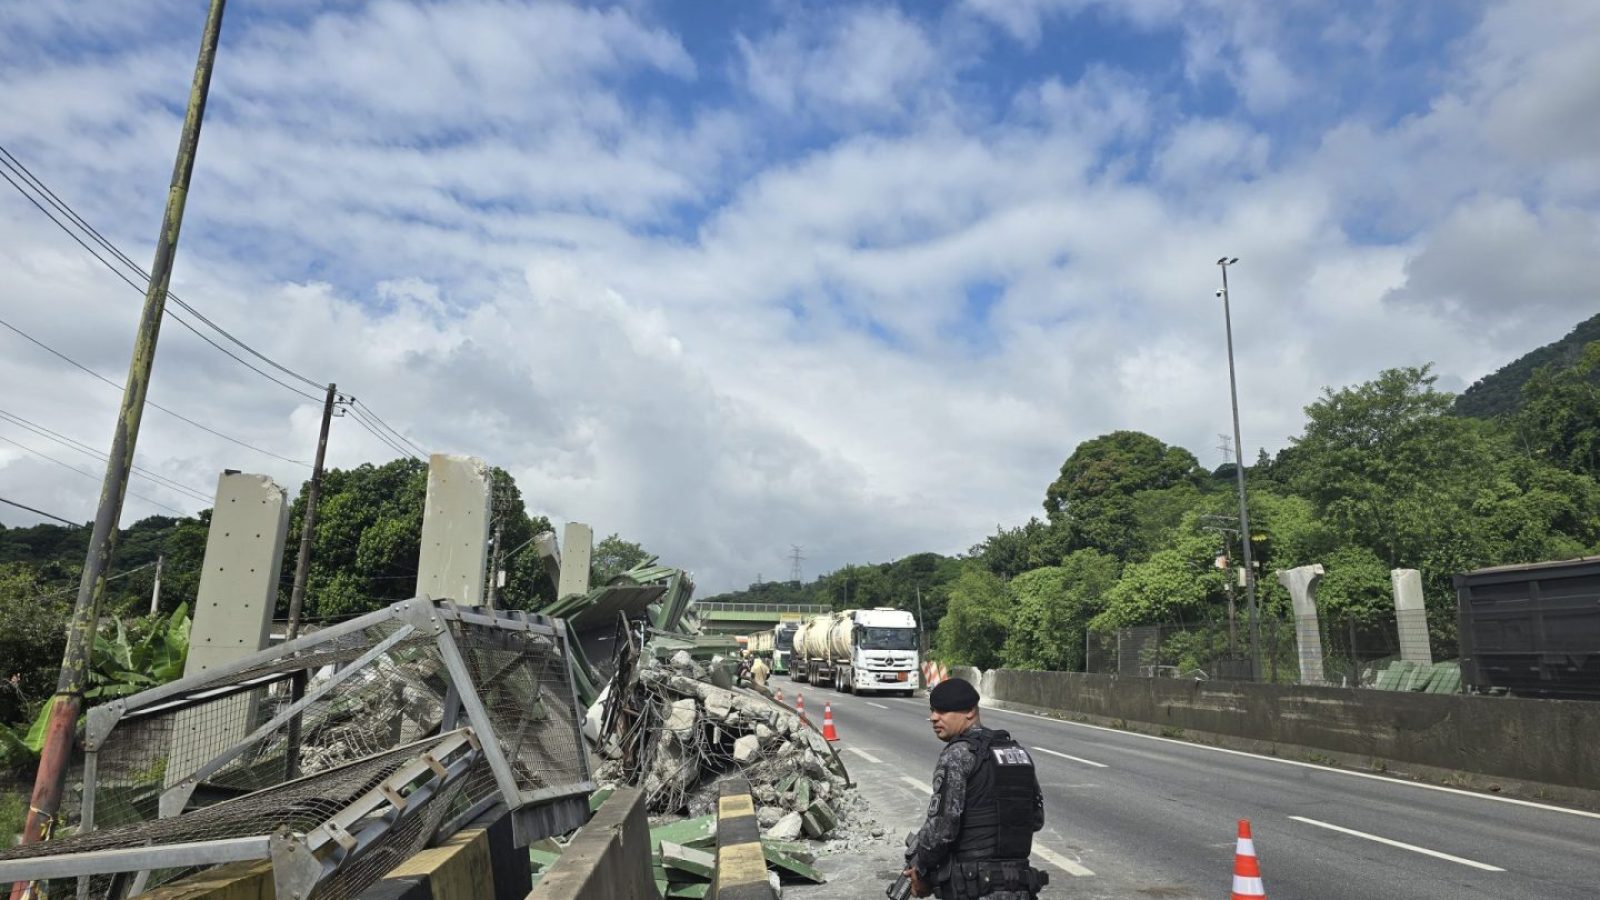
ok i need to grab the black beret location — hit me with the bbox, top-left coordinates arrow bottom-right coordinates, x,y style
929,677 -> 980,712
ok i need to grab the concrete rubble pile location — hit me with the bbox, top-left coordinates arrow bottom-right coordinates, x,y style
564,633 -> 889,894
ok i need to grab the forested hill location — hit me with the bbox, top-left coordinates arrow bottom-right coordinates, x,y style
1454,311 -> 1600,419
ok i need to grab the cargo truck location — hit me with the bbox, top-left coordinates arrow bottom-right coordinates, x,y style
791,608 -> 920,695
1454,556 -> 1600,700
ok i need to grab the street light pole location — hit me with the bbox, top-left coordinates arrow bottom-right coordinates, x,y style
1217,256 -> 1262,679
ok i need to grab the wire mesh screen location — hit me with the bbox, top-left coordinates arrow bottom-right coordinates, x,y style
448,620 -> 589,795
89,617 -> 442,831
1085,611 -> 1459,691
14,735 -> 464,898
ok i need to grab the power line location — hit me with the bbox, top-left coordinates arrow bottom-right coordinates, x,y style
0,145 -> 327,398
349,399 -> 428,458
344,404 -> 420,461
0,163 -> 321,403
0,408 -> 213,503
0,496 -> 82,527
0,433 -> 188,515
21,560 -> 164,604
0,314 -> 311,468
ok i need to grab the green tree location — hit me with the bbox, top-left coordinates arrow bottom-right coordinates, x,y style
591,534 -> 651,585
1516,341 -> 1600,481
934,564 -> 1011,669
1002,550 -> 1121,671
1092,531 -> 1222,628
1314,547 -> 1393,624
1044,431 -> 1204,559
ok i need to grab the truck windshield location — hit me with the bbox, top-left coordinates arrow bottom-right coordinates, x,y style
775,627 -> 795,650
858,627 -> 917,651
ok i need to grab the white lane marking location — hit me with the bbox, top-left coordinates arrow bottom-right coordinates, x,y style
1033,746 -> 1108,768
1289,816 -> 1506,872
866,701 -> 890,710
1034,845 -> 1095,877
847,747 -> 884,764
901,776 -> 934,793
982,705 -> 1600,821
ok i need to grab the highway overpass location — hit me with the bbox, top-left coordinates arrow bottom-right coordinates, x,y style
690,601 -> 830,635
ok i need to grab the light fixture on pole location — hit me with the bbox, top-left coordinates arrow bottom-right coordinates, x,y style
1216,256 -> 1262,679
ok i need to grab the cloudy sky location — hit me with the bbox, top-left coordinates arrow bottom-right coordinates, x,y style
1,0 -> 1597,593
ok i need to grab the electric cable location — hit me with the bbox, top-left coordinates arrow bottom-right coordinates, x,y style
0,496 -> 83,527
0,165 -> 320,402
0,408 -> 213,503
343,404 -> 420,461
0,315 -> 311,467
0,433 -> 188,515
0,145 -> 327,394
349,399 -> 429,458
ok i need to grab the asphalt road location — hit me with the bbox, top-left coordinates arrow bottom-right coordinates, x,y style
786,686 -> 1600,899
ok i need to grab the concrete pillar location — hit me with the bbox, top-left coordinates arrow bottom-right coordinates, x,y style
417,454 -> 492,606
558,522 -> 593,600
1390,568 -> 1433,665
1275,564 -> 1327,686
170,472 -> 291,784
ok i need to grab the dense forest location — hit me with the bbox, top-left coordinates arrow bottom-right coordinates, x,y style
705,324 -> 1600,673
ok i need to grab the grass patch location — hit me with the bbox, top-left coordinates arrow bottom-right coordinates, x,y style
0,789 -> 26,850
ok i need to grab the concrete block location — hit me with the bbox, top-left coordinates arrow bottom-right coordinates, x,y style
417,454 -> 491,606
765,812 -> 802,841
527,787 -> 655,900
1390,568 -> 1434,665
558,521 -> 593,601
733,734 -> 761,763
800,800 -> 835,838
170,473 -> 290,786
1276,564 -> 1327,685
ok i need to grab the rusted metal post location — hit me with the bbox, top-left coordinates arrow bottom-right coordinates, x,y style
14,0 -> 227,874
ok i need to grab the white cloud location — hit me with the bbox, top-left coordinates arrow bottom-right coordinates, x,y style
2,0 -> 1596,594
737,6 -> 943,121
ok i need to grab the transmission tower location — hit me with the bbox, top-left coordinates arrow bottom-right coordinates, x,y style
789,545 -> 804,584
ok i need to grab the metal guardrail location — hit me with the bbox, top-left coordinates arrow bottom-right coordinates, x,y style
692,603 -> 830,615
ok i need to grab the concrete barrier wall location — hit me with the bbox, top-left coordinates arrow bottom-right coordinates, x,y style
953,667 -> 1600,792
526,787 -> 654,900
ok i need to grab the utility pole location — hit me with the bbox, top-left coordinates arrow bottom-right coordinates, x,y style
16,0 -> 227,859
148,554 -> 164,617
282,384 -> 336,781
1216,256 -> 1261,679
285,384 -> 337,641
914,586 -> 928,657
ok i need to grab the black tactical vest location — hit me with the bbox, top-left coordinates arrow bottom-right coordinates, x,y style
950,728 -> 1037,862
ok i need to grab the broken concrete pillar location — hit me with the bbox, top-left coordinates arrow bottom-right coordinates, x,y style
1275,564 -> 1327,686
170,472 -> 291,784
1390,568 -> 1433,665
558,521 -> 592,600
416,454 -> 491,605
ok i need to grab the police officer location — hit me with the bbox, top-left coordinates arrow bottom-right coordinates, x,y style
901,678 -> 1047,899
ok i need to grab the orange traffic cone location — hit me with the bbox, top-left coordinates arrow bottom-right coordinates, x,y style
774,688 -> 784,704
822,703 -> 839,742
1231,819 -> 1266,900
796,691 -> 805,719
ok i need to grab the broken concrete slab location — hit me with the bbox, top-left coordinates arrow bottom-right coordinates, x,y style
733,734 -> 761,763
660,841 -> 717,879
800,800 -> 836,839
765,812 -> 803,842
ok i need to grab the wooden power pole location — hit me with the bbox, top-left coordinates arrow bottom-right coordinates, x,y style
15,0 -> 228,864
